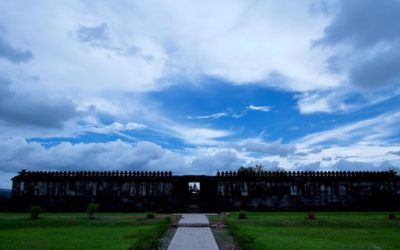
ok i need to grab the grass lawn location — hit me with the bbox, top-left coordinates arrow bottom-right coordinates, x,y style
223,212 -> 400,250
0,212 -> 171,250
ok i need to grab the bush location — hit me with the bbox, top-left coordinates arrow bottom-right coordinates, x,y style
29,206 -> 42,219
306,212 -> 316,220
388,213 -> 397,220
87,203 -> 99,220
146,212 -> 155,219
238,210 -> 247,219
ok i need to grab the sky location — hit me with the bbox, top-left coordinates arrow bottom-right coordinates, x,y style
0,0 -> 400,188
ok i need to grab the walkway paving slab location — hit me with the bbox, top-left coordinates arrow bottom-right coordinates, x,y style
168,214 -> 219,250
178,213 -> 210,227
167,227 -> 219,250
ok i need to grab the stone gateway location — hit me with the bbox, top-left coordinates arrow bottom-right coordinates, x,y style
11,170 -> 400,212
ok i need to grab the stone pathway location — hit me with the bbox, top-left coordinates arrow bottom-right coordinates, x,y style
167,214 -> 219,250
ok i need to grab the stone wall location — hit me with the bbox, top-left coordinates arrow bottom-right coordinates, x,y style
11,170 -> 181,212
11,170 -> 400,211
215,171 -> 400,211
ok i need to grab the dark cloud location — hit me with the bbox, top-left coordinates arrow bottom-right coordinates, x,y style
315,0 -> 400,48
314,0 -> 400,89
76,23 -> 109,45
0,77 -> 80,128
74,23 -> 152,61
310,148 -> 322,154
349,47 -> 400,88
388,151 -> 400,156
0,35 -> 33,63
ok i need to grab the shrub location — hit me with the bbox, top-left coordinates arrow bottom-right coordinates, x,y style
29,206 -> 42,219
388,213 -> 397,220
238,210 -> 247,219
146,212 -> 155,219
306,212 -> 316,220
87,203 -> 99,220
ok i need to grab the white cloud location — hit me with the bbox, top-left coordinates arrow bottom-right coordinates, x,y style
0,0 -> 340,96
233,138 -> 296,157
247,105 -> 271,112
187,112 -> 230,119
84,122 -> 146,134
0,0 -> 398,118
0,138 -> 185,174
171,127 -> 231,145
296,110 -> 400,148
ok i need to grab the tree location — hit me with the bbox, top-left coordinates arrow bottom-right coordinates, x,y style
238,166 -> 255,174
255,164 -> 264,173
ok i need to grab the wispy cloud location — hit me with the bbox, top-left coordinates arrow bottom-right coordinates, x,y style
188,105 -> 271,120
84,122 -> 146,134
296,110 -> 400,148
187,112 -> 230,119
247,105 -> 271,112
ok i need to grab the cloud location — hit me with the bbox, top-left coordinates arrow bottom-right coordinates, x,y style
388,151 -> 400,156
85,122 -> 146,134
348,47 -> 400,88
314,0 -> 400,89
0,77 -> 80,129
294,161 -> 321,171
187,112 -> 230,119
0,138 -> 185,174
234,139 -> 296,157
331,159 -> 393,172
292,159 -> 396,172
247,105 -> 271,112
191,150 -> 245,173
171,127 -> 231,145
296,90 -> 355,114
0,35 -> 33,63
297,110 -> 400,148
75,23 -> 109,45
314,0 -> 400,48
73,23 -> 152,60
188,105 -> 271,120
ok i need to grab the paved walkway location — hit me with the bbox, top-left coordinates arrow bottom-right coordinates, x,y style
167,214 -> 219,250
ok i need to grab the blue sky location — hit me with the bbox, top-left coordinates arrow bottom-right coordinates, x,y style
0,0 -> 400,188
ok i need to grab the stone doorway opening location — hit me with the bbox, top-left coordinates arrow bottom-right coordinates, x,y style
188,182 -> 200,193
187,182 -> 201,212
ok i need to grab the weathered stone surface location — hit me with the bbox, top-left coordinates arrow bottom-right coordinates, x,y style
178,214 -> 210,227
10,170 -> 400,211
168,214 -> 218,250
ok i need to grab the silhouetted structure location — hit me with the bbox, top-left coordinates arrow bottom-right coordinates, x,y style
11,170 -> 400,212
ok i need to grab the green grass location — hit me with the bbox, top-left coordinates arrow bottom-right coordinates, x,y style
226,212 -> 400,250
0,212 -> 171,250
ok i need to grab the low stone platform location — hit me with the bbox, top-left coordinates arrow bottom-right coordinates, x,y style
177,213 -> 210,227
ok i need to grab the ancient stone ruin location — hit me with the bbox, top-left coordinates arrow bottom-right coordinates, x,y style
11,170 -> 400,211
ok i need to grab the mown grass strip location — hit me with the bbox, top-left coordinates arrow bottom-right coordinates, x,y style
226,212 -> 400,250
0,213 -> 172,250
